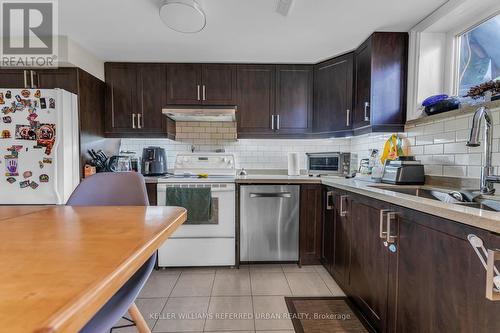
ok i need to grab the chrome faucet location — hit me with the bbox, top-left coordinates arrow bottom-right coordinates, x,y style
466,92 -> 498,194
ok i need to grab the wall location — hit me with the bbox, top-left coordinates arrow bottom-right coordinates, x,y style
174,121 -> 237,144
351,105 -> 500,178
120,137 -> 350,171
57,36 -> 105,81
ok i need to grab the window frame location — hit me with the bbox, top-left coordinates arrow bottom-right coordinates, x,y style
450,10 -> 500,96
407,0 -> 500,121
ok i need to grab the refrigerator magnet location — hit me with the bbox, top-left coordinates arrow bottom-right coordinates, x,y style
34,90 -> 41,98
5,91 -> 11,99
4,156 -> 19,176
15,125 -> 36,140
6,177 -> 16,184
39,174 -> 49,183
2,116 -> 12,123
40,98 -> 46,109
15,95 -> 21,102
27,113 -> 38,122
2,106 -> 13,114
39,161 -> 44,169
0,93 -> 4,104
23,171 -> 32,179
19,180 -> 30,188
21,90 -> 30,98
12,102 -> 24,111
42,157 -> 52,164
48,98 -> 55,108
1,130 -> 11,138
29,181 -> 39,189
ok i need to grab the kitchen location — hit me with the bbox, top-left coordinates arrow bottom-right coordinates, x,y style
1,0 -> 500,332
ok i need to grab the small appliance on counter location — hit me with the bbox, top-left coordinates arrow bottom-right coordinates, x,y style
306,152 -> 357,177
141,147 -> 168,176
107,155 -> 132,172
287,152 -> 300,176
381,156 -> 425,185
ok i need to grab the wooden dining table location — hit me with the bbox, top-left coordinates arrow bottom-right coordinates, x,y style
0,205 -> 187,333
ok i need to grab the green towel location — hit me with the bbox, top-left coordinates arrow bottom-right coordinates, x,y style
165,187 -> 212,223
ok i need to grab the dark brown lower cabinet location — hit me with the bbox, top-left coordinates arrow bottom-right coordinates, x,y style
322,187 -> 500,333
146,183 -> 157,206
299,184 -> 323,265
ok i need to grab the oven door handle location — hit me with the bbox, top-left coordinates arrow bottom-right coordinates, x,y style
249,192 -> 291,198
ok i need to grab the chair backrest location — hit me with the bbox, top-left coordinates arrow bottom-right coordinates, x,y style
67,172 -> 149,206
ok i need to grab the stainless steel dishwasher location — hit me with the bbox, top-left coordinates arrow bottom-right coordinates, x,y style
240,185 -> 299,262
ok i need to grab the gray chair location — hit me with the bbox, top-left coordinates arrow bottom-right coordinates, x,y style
68,172 -> 153,333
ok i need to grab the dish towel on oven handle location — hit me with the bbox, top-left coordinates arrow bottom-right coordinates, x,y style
165,187 -> 212,223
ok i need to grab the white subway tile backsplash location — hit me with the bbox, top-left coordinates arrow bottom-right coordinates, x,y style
443,142 -> 468,154
424,144 -> 444,155
443,166 -> 467,177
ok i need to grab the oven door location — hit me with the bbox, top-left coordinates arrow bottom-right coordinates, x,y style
157,183 -> 235,238
308,154 -> 341,174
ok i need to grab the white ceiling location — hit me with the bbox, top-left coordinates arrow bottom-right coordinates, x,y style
59,0 -> 447,63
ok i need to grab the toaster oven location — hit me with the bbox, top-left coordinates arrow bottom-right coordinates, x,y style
306,152 -> 357,177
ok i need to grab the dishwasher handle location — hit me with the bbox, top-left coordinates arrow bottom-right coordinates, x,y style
249,192 -> 292,198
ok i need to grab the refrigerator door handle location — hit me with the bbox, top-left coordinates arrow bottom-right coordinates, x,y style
24,70 -> 28,88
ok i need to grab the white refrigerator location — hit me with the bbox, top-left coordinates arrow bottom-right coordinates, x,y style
0,88 -> 80,204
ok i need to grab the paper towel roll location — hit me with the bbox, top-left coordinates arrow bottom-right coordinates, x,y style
288,152 -> 300,176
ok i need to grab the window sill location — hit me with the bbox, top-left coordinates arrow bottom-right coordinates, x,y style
405,99 -> 500,127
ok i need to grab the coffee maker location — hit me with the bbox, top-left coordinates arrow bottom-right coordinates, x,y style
141,147 -> 168,176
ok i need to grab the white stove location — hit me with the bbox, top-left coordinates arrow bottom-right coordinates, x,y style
156,153 -> 236,267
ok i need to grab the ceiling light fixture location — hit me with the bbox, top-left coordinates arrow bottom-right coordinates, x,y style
159,0 -> 206,33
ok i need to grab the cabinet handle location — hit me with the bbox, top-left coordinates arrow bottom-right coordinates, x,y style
364,102 -> 370,122
339,195 -> 348,217
346,109 -> 350,127
326,191 -> 333,210
137,113 -> 142,129
271,115 -> 275,130
202,85 -> 206,101
386,212 -> 397,244
486,249 -> 500,301
23,70 -> 28,88
276,114 -> 280,130
379,209 -> 389,239
132,114 -> 136,129
197,85 -> 200,101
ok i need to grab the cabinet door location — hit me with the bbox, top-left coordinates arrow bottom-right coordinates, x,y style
299,185 -> 323,265
0,69 -> 28,88
313,54 -> 353,133
392,208 -> 500,333
36,68 -> 78,94
353,40 -> 372,129
275,65 -> 313,134
236,65 -> 275,135
105,63 -> 138,133
321,187 -> 335,272
137,64 -> 166,133
201,64 -> 236,105
349,196 -> 390,332
166,64 -> 201,104
331,191 -> 351,291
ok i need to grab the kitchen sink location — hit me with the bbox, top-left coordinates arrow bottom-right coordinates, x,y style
368,184 -> 500,212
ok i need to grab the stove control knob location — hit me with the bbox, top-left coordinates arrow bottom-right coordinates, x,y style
222,157 -> 228,163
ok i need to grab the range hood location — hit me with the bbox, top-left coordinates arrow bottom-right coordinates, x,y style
162,105 -> 237,122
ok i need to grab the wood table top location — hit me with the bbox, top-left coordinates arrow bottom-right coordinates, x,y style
0,206 -> 187,333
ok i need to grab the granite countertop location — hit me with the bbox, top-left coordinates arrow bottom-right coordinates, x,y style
145,173 -> 500,233
320,177 -> 500,234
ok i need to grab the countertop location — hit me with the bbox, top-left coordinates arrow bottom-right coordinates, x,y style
144,173 -> 500,234
319,177 -> 500,234
0,206 -> 187,333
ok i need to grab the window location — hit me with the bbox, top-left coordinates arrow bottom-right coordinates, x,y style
458,13 -> 500,96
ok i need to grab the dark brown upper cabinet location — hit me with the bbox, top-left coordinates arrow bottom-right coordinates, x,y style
353,32 -> 408,134
275,65 -> 313,135
0,68 -> 78,93
313,53 -> 353,136
166,63 -> 236,105
237,64 -> 313,137
105,63 -> 170,137
201,64 -> 237,105
236,64 -> 276,135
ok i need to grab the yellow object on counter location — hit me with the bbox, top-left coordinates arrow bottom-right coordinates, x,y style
197,173 -> 209,178
380,134 -> 405,165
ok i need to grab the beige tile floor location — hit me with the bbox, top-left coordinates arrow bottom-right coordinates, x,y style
113,264 -> 344,333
